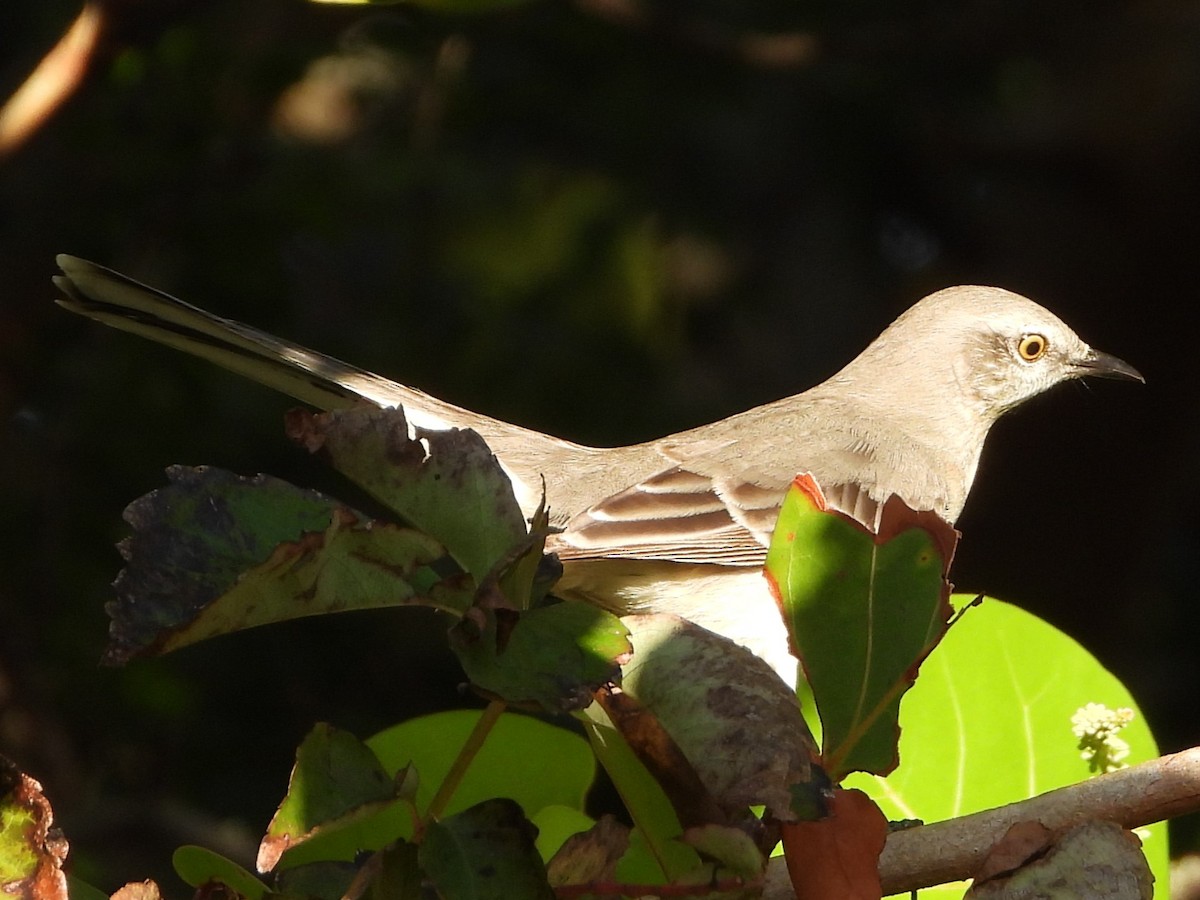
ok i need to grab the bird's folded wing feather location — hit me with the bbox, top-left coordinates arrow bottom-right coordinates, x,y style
552,457 -> 882,566
552,466 -> 774,565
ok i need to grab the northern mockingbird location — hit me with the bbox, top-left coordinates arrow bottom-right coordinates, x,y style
53,255 -> 1142,681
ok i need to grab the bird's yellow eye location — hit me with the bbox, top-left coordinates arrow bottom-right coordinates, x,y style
1017,334 -> 1048,361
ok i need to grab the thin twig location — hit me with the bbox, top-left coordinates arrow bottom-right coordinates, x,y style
760,745 -> 1200,897
423,699 -> 507,823
0,4 -> 106,159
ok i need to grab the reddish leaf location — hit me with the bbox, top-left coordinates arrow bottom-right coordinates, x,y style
780,788 -> 887,900
973,820 -> 1053,881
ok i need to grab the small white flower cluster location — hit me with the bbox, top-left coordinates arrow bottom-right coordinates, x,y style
1071,702 -> 1134,774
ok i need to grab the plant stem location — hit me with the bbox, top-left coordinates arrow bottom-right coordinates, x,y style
424,699 -> 507,822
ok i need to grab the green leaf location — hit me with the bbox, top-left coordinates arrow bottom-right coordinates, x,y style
286,407 -> 527,582
450,601 -> 630,711
106,466 -> 474,664
614,827 -> 709,889
260,723 -> 419,872
578,703 -> 704,884
367,710 -> 596,822
65,878 -> 110,900
172,845 -> 269,899
765,475 -> 956,781
275,860 -> 357,900
529,806 -> 596,862
680,823 -> 766,879
0,786 -> 38,883
843,597 -> 1168,898
419,799 -> 555,900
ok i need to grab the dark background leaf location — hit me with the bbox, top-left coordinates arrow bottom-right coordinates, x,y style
450,601 -> 629,711
419,799 -> 555,900
107,465 -> 473,663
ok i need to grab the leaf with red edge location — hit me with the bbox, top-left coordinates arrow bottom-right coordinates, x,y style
765,475 -> 957,781
0,756 -> 68,900
780,788 -> 888,900
258,724 -> 418,873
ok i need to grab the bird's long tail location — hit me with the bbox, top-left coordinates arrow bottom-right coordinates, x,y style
53,254 -> 520,438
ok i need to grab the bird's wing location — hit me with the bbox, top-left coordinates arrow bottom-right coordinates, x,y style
551,465 -> 775,566
552,451 -> 884,566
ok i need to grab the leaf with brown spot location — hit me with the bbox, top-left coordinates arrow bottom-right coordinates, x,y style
546,815 -> 629,889
578,701 -> 707,885
618,614 -> 816,821
972,820 -> 1053,882
286,406 -> 528,582
966,820 -> 1153,899
594,686 -> 725,829
105,466 -> 475,664
110,881 -> 163,900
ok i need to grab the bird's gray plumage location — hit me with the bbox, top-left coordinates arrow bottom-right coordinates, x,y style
53,255 -> 1142,680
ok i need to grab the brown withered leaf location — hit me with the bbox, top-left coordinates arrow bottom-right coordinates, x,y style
780,787 -> 888,900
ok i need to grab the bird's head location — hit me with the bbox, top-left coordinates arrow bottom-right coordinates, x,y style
863,285 -> 1144,423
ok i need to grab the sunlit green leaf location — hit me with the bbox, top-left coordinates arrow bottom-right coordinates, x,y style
844,598 -> 1168,899
367,710 -> 595,821
578,703 -> 704,885
286,406 -> 527,582
765,475 -> 956,781
530,805 -> 595,862
0,796 -> 38,883
261,724 -> 419,872
0,760 -> 64,895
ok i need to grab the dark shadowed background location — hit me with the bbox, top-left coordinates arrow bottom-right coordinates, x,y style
1,0 -> 1198,889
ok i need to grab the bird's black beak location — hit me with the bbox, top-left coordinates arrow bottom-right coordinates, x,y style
1075,348 -> 1145,383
